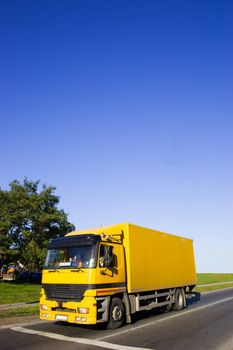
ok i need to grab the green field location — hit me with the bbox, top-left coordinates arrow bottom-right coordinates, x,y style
196,273 -> 233,285
0,282 -> 41,305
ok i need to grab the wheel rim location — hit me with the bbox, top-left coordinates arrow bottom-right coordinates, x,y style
112,305 -> 123,321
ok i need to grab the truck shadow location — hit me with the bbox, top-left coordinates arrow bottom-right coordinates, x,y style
186,291 -> 201,305
55,320 -> 107,331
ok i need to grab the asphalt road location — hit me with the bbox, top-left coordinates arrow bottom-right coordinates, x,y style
1,287 -> 233,350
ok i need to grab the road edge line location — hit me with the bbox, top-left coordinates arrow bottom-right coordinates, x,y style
11,326 -> 153,350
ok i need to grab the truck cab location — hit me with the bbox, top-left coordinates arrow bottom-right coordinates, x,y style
40,233 -> 126,327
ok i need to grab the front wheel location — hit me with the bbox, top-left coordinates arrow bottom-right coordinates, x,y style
107,297 -> 125,329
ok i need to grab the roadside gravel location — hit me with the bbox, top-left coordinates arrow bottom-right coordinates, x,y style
0,314 -> 38,327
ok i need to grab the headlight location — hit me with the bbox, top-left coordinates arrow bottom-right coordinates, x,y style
78,307 -> 89,314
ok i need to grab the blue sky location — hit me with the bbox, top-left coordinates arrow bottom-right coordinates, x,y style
1,1 -> 233,272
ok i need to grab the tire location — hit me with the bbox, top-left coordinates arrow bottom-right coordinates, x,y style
107,297 -> 125,329
173,288 -> 185,311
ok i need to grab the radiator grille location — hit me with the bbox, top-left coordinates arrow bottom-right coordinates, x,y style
42,284 -> 87,302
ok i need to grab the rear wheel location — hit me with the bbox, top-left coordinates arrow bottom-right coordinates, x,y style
173,288 -> 185,311
107,297 -> 125,329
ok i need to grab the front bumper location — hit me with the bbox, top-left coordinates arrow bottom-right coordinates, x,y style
40,296 -> 97,325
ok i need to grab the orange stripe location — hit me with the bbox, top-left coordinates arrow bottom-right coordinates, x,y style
96,287 -> 126,296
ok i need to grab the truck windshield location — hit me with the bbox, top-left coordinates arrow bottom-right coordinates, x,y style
44,245 -> 96,269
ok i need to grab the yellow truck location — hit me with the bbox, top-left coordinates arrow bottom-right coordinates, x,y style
40,223 -> 196,328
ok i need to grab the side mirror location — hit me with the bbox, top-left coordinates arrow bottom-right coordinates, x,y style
104,246 -> 114,268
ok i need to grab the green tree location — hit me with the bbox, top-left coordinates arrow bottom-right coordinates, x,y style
0,179 -> 75,271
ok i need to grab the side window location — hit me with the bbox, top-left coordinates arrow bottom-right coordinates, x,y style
99,245 -> 114,268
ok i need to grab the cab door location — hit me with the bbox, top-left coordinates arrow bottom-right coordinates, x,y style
96,243 -> 126,294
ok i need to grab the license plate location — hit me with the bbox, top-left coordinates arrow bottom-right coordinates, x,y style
55,315 -> 68,321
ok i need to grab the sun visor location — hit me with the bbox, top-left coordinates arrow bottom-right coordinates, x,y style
47,234 -> 100,249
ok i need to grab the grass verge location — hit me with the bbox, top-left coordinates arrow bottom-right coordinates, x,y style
0,282 -> 40,304
195,282 -> 233,293
0,305 -> 39,319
